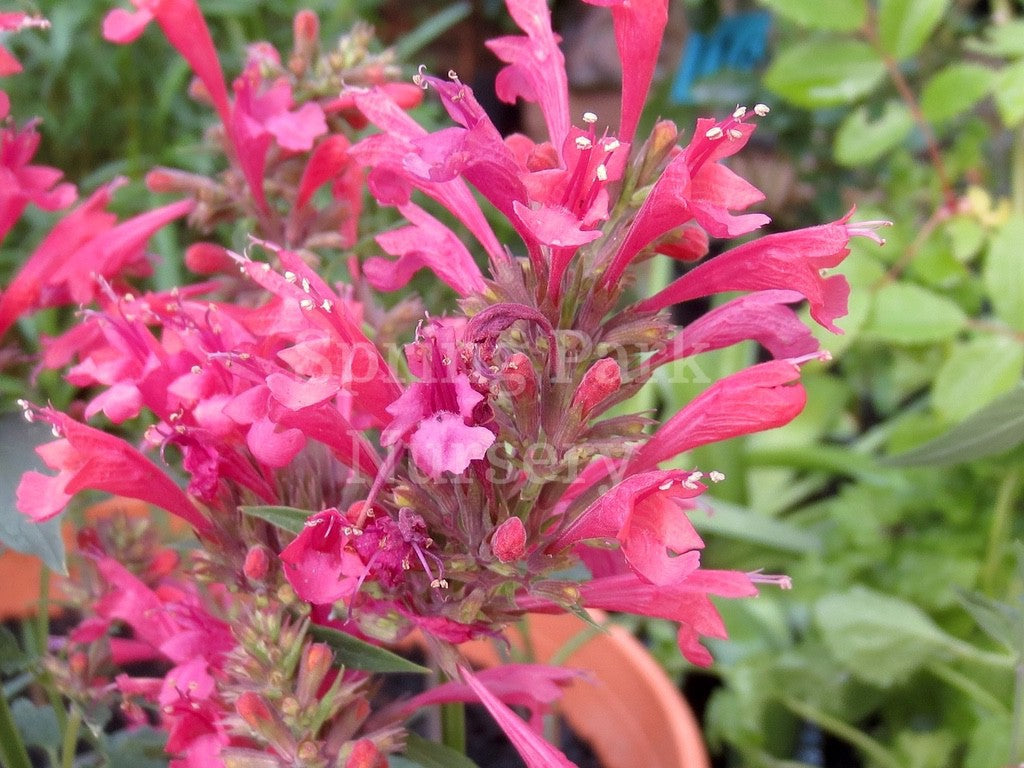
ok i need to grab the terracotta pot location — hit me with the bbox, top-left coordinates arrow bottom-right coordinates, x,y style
459,611 -> 710,768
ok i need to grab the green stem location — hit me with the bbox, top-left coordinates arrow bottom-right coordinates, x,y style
928,661 -> 1010,715
780,697 -> 902,768
0,683 -> 33,768
61,705 -> 81,768
440,700 -> 466,756
548,622 -> 604,668
35,566 -> 50,657
944,637 -> 1016,669
983,470 -> 1022,594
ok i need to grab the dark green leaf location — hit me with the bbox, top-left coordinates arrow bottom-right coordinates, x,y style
815,587 -> 950,686
308,625 -> 430,674
883,385 -> 1024,465
402,732 -> 482,768
996,60 -> 1024,126
0,414 -> 67,574
878,0 -> 950,60
0,626 -> 28,675
101,726 -> 169,768
763,39 -> 885,108
239,505 -> 309,535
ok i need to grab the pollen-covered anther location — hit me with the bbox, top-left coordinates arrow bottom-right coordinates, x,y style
704,126 -> 724,140
708,470 -> 726,483
283,270 -> 297,283
682,470 -> 704,489
732,106 -> 747,119
320,299 -> 333,312
658,480 -> 674,491
596,164 -> 608,182
123,293 -> 135,302
413,66 -> 428,89
299,298 -> 314,310
191,365 -> 202,375
431,578 -> 449,589
602,138 -> 621,151
575,136 -> 593,150
727,128 -> 743,140
754,103 -> 770,116
261,262 -> 271,272
582,111 -> 598,124
301,277 -> 311,293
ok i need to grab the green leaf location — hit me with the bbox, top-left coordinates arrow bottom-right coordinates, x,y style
101,727 -> 169,768
965,19 -> 1024,57
958,589 -> 1023,655
0,626 -> 28,675
10,700 -> 60,750
394,2 -> 472,59
944,215 -> 986,263
763,39 -> 885,108
694,499 -> 822,553
877,0 -> 951,60
985,214 -> 1024,330
239,505 -> 309,535
884,385 -> 1024,465
863,283 -> 967,344
0,414 -> 67,574
815,587 -> 950,686
919,63 -> 996,125
833,101 -> 914,166
308,625 -> 430,674
932,337 -> 1024,422
996,59 -> 1024,126
401,733 -> 482,768
761,0 -> 867,31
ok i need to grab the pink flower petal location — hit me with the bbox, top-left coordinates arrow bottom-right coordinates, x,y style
409,411 -> 494,478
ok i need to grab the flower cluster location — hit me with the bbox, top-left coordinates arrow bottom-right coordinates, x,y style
1,1 -> 886,766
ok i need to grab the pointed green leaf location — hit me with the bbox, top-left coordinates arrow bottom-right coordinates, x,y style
878,0 -> 951,60
402,733 -> 482,768
815,587 -> 950,686
762,0 -> 867,31
834,101 -> 914,166
764,39 -> 885,108
239,505 -> 309,535
863,283 -> 967,344
884,385 -> 1024,465
965,19 -> 1024,57
985,214 -> 1024,330
0,626 -> 28,675
919,63 -> 995,125
308,625 -> 430,674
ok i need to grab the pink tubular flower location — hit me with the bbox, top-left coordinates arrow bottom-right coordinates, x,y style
582,0 -> 669,144
627,359 -> 810,475
280,508 -> 363,605
551,470 -> 706,586
0,120 -> 76,244
15,406 -> 213,535
459,665 -> 578,768
103,0 -> 231,125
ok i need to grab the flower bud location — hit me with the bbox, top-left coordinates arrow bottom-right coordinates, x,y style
344,739 -> 386,768
572,357 -> 621,416
186,242 -> 234,275
296,642 -> 333,705
501,352 -> 537,399
242,544 -> 271,581
491,517 -> 526,563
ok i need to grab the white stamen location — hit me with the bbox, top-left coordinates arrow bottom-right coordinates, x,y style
754,103 -> 770,116
727,128 -> 743,140
321,299 -> 334,312
708,471 -> 726,483
595,164 -> 608,182
603,138 -> 621,151
575,136 -> 593,150
732,106 -> 747,119
301,278 -> 311,293
658,480 -> 674,491
191,365 -> 202,375
582,111 -> 598,124
299,298 -> 314,310
283,271 -> 297,283
704,126 -> 724,140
